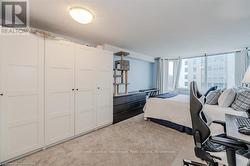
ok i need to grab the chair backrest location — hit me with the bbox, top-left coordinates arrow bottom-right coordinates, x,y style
190,81 -> 210,147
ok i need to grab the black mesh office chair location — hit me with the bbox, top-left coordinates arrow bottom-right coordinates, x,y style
183,81 -> 248,166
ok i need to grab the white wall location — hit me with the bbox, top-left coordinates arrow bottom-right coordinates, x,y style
104,44 -> 155,92
113,56 -> 154,92
103,44 -> 155,62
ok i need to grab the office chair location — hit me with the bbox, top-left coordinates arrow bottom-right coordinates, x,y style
183,81 -> 248,166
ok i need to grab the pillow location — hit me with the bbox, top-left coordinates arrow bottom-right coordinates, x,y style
204,86 -> 218,97
231,89 -> 250,112
199,95 -> 206,105
206,89 -> 222,105
234,86 -> 247,92
218,88 -> 236,107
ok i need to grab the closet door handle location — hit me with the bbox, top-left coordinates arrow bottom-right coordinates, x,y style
76,89 -> 79,91
0,93 -> 3,96
72,89 -> 75,91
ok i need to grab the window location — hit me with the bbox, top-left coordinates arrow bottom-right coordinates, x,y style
178,53 -> 236,92
193,67 -> 197,72
178,57 -> 205,90
166,61 -> 174,90
164,59 -> 181,92
164,61 -> 175,92
193,59 -> 197,65
206,53 -> 235,89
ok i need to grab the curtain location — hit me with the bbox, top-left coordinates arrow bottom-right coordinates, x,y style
156,58 -> 181,93
235,49 -> 250,87
162,58 -> 181,93
155,58 -> 164,93
173,58 -> 181,91
163,59 -> 169,92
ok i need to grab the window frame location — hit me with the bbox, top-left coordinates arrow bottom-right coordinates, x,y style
177,53 -> 236,92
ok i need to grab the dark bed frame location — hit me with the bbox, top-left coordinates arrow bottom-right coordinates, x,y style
148,118 -> 193,135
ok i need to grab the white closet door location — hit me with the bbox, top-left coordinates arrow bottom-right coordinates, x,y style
0,34 -> 44,161
45,39 -> 75,145
96,51 -> 113,127
75,46 -> 97,135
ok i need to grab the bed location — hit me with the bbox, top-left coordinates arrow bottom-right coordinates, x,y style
143,94 -> 248,134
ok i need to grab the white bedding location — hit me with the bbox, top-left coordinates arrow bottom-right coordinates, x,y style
143,94 -> 248,128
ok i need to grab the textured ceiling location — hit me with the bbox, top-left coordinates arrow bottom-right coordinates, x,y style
30,0 -> 250,58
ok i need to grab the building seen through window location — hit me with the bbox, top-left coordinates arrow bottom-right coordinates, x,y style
178,53 -> 235,91
178,57 -> 205,90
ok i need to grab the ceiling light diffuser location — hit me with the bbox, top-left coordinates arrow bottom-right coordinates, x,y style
69,7 -> 94,24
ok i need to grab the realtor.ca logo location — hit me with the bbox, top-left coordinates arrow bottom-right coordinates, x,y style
1,0 -> 29,34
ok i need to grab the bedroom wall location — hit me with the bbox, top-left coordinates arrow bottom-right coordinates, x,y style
113,56 -> 154,92
103,44 -> 155,92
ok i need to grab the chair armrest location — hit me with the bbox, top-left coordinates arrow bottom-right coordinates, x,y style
210,136 -> 248,150
212,120 -> 225,126
212,120 -> 226,132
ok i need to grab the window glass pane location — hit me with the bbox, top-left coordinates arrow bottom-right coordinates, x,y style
177,53 -> 236,93
168,61 -> 174,76
178,57 -> 205,91
206,53 -> 235,89
165,61 -> 174,91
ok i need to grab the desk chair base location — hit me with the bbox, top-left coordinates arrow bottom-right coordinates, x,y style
183,159 -> 207,166
183,159 -> 225,166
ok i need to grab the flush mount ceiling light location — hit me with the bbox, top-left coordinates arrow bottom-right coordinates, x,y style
69,7 -> 94,24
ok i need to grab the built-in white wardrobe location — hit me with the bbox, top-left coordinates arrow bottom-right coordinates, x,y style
0,33 -> 113,163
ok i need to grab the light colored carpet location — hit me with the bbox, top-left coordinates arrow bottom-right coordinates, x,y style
9,115 -> 202,166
